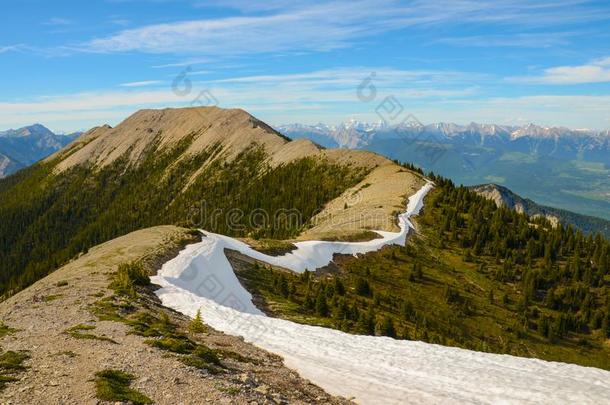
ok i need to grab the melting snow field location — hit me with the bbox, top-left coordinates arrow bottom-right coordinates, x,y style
152,183 -> 610,404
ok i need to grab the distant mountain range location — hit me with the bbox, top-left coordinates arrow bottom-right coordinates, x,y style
0,124 -> 81,178
277,121 -> 610,221
277,121 -> 610,162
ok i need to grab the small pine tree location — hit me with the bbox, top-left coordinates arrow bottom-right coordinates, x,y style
413,263 -> 423,280
355,278 -> 371,296
334,278 -> 346,296
315,290 -> 329,317
401,300 -> 414,320
189,309 -> 207,334
602,314 -> 610,338
379,316 -> 396,338
365,308 -> 376,335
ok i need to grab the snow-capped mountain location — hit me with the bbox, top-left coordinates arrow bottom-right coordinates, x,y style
0,124 -> 81,177
279,120 -> 610,141
277,121 -> 610,161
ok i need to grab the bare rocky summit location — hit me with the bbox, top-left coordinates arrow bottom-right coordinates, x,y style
47,106 -> 425,240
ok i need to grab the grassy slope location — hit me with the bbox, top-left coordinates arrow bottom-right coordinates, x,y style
237,187 -> 610,370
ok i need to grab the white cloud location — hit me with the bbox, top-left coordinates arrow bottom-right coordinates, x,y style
43,17 -> 73,26
207,67 -> 484,88
193,0 -> 312,12
437,32 -> 573,48
0,44 -> 24,54
511,57 -> 610,84
0,66 -> 482,129
84,2 -> 386,54
81,1 -> 609,56
203,0 -> 610,25
4,65 -> 608,130
108,17 -> 131,27
592,56 -> 610,66
119,80 -> 163,87
2,89 -> 608,131
152,58 -> 211,68
0,90 -> 181,116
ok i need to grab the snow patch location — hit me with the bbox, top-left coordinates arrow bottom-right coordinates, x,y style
152,183 -> 610,404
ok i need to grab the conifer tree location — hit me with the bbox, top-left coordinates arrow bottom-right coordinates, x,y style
189,309 -> 207,334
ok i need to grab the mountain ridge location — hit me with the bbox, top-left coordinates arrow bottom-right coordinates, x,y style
0,106 -> 424,297
277,121 -> 610,153
278,120 -> 610,140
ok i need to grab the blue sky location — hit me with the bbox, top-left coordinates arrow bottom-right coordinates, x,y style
1,0 -> 610,132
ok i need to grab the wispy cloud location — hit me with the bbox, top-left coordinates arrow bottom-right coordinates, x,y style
437,32 -> 574,48
0,44 -> 24,54
430,94 -> 610,129
202,0 -> 610,25
119,80 -> 163,87
0,66 -> 481,128
510,56 -> 610,84
43,17 -> 73,26
193,0 -> 309,11
152,58 -> 211,68
83,1 -> 393,55
2,88 -> 608,130
108,16 -> 131,27
206,67 -> 485,92
0,90 -> 182,123
80,1 -> 609,56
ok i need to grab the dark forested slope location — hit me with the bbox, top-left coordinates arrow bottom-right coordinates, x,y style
237,174 -> 610,369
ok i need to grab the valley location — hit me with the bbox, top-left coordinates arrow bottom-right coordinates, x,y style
0,107 -> 417,298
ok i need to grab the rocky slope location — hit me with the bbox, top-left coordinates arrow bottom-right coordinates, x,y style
0,225 -> 350,404
471,183 -> 610,237
0,153 -> 22,178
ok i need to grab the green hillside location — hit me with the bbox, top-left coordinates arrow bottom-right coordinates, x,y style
0,137 -> 367,298
236,175 -> 610,369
